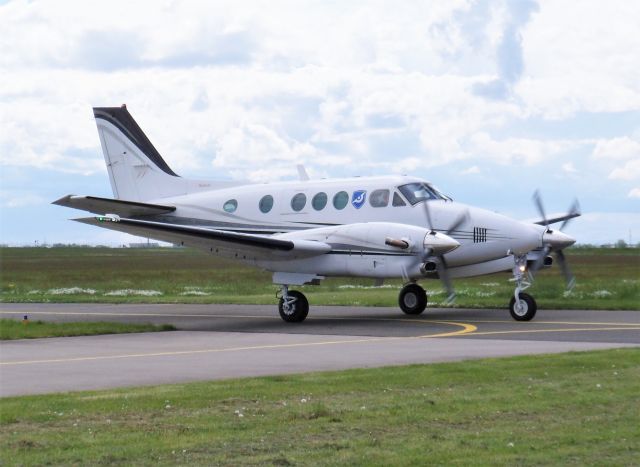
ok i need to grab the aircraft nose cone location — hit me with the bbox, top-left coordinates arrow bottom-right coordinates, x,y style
543,230 -> 576,250
425,232 -> 460,255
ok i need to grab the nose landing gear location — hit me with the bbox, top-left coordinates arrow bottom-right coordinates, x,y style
509,254 -> 537,321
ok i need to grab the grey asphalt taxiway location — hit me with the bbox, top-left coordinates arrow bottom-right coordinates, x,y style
1,303 -> 638,397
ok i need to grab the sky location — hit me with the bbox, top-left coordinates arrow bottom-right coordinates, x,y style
1,0 -> 639,246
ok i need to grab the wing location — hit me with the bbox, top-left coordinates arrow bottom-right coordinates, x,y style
75,216 -> 331,260
53,195 -> 175,217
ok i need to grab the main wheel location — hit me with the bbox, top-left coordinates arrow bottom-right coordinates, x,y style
278,290 -> 309,323
509,292 -> 537,321
399,283 -> 427,315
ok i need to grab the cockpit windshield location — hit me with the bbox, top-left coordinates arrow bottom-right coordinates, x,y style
398,182 -> 451,205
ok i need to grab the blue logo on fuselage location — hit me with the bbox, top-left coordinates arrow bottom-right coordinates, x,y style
351,190 -> 367,209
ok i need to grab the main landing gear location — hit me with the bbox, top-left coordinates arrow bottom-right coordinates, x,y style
277,285 -> 309,323
509,254 -> 537,321
398,283 -> 427,315
276,282 -> 430,323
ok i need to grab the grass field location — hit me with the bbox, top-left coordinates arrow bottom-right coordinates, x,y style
0,246 -> 638,310
0,247 -> 640,310
0,318 -> 175,340
0,348 -> 638,465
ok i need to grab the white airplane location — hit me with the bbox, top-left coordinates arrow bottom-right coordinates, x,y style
54,105 -> 580,323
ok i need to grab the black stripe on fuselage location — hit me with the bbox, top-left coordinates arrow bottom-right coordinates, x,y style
328,250 -> 413,257
117,218 -> 294,251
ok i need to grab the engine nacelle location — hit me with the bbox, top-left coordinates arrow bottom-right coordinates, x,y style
420,261 -> 438,274
278,222 -> 459,257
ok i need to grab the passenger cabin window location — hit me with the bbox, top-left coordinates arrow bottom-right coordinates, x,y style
333,191 -> 349,210
369,189 -> 390,207
259,195 -> 273,213
223,199 -> 238,213
291,193 -> 306,212
312,192 -> 327,210
398,183 -> 449,205
392,192 -> 406,206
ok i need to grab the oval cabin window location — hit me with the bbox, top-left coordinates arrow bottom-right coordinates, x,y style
333,191 -> 349,210
223,199 -> 238,213
312,192 -> 327,211
259,195 -> 274,213
291,193 -> 307,212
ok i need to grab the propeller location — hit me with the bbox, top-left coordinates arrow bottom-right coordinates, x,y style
421,193 -> 469,302
529,190 -> 579,289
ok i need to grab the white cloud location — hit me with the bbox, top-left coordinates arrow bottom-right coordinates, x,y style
592,137 -> 640,161
628,188 -> 640,199
562,162 -> 577,174
0,191 -> 46,208
469,132 -> 574,166
461,165 -> 480,175
609,159 -> 640,181
518,0 -> 640,118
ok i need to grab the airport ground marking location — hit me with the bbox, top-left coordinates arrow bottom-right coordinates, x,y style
440,319 -> 640,326
2,310 -> 637,328
466,326 -> 640,337
0,321 -> 476,366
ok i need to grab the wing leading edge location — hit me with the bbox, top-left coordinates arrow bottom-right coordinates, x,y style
75,216 -> 331,260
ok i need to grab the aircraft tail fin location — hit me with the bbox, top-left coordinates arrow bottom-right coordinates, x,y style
93,105 -> 238,201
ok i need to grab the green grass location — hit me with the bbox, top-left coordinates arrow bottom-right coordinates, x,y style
0,318 -> 175,340
0,246 -> 638,309
1,348 -> 638,465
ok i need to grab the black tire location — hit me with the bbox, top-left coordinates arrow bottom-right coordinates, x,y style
509,292 -> 537,321
399,284 -> 427,315
278,290 -> 309,323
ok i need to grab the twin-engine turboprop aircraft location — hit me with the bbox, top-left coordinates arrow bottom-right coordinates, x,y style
54,105 -> 580,322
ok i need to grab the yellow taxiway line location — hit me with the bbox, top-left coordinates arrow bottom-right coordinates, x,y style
467,326 -> 640,337
0,320 -> 477,367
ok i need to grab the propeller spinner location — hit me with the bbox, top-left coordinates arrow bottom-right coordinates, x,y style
530,190 -> 579,289
421,196 -> 469,302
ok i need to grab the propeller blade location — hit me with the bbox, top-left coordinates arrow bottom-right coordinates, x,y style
532,190 -> 549,229
555,250 -> 576,290
559,199 -> 581,231
436,259 -> 455,303
420,247 -> 433,264
529,244 -> 551,277
422,198 -> 434,233
446,209 -> 469,236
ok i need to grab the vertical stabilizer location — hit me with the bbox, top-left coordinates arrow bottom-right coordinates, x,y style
93,105 -> 238,201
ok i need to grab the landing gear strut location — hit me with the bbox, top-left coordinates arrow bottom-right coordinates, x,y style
399,283 -> 427,315
277,285 -> 309,323
509,255 -> 537,321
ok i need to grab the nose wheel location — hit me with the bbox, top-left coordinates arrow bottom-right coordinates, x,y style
399,283 -> 428,315
509,292 -> 537,321
508,254 -> 537,321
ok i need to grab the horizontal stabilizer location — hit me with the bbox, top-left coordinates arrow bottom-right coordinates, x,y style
74,216 -> 331,260
53,195 -> 175,217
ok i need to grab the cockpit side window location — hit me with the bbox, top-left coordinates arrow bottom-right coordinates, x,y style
392,192 -> 406,206
430,184 -> 452,201
397,183 -> 450,205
